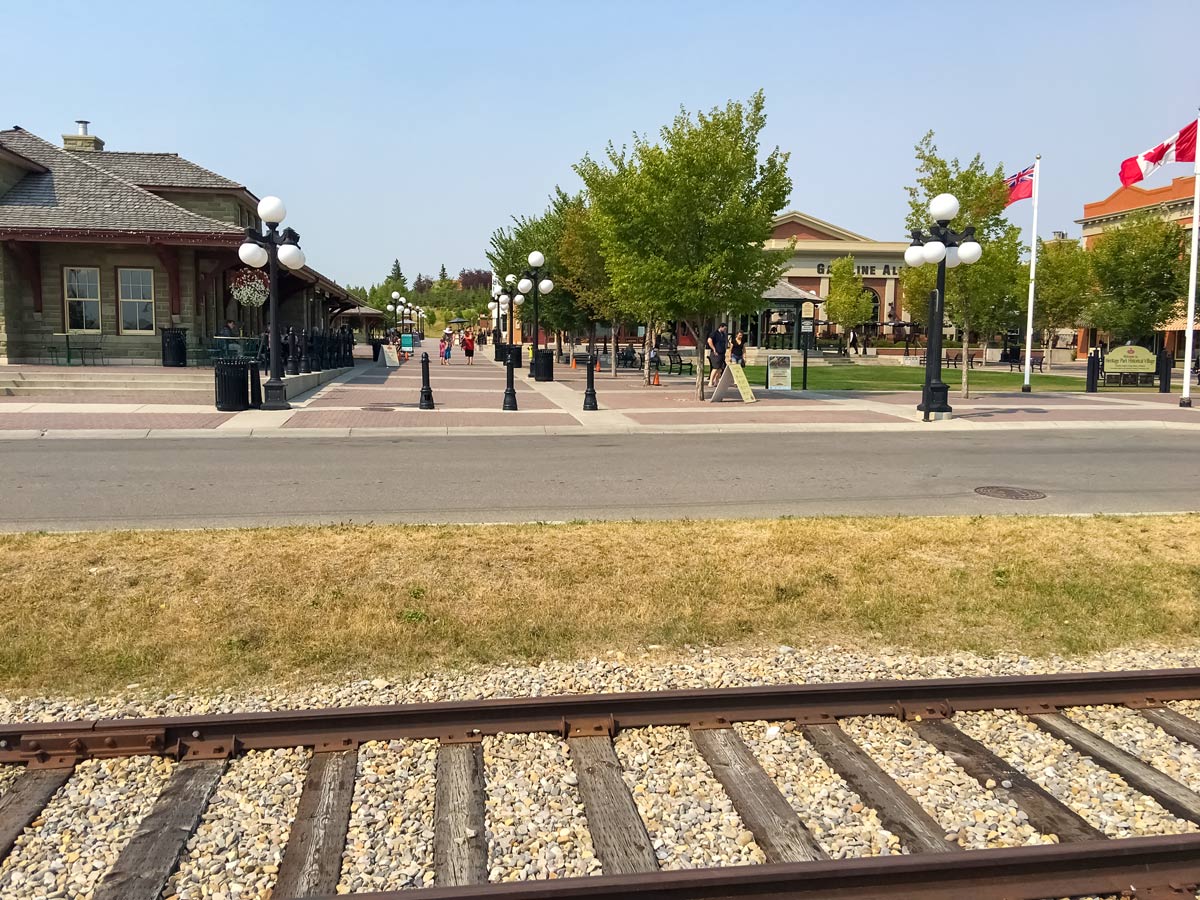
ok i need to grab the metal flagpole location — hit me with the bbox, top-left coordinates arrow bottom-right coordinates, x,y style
1021,155 -> 1041,393
1180,119 -> 1199,408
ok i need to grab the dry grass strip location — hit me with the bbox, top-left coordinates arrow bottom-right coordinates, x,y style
1,515 -> 1197,693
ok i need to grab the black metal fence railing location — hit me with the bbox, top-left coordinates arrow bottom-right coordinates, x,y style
257,326 -> 357,373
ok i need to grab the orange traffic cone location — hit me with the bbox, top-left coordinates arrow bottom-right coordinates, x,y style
594,358 -> 601,372
571,356 -> 577,369
652,370 -> 661,386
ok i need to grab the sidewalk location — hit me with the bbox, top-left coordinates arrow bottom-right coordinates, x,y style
0,349 -> 1197,439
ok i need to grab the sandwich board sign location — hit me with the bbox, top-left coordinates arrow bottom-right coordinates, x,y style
400,333 -> 414,357
382,344 -> 400,367
767,354 -> 793,390
710,362 -> 757,402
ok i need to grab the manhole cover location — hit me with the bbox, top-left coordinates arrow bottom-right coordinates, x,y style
364,406 -> 396,412
974,486 -> 1047,501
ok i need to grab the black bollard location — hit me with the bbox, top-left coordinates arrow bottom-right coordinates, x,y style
583,355 -> 598,411
249,361 -> 263,408
502,345 -> 518,411
1158,350 -> 1173,393
286,327 -> 300,376
1085,349 -> 1099,393
300,328 -> 311,374
419,352 -> 435,409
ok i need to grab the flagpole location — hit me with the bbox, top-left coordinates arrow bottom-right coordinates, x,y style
1021,155 -> 1041,392
1181,118 -> 1199,408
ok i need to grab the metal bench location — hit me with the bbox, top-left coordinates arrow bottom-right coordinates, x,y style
667,350 -> 694,376
1009,353 -> 1044,373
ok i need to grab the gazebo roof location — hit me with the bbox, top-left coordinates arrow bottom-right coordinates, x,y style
761,279 -> 821,302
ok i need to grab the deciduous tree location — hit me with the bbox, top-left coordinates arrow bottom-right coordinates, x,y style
823,256 -> 876,347
1033,238 -> 1092,366
899,132 -> 1024,398
1086,211 -> 1186,343
576,90 -> 792,399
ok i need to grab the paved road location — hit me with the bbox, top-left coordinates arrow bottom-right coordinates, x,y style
2,430 -> 1197,531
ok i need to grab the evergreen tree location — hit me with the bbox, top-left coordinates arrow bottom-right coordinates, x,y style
438,264 -> 449,282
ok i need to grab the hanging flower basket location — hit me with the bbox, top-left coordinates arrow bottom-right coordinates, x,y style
230,267 -> 269,308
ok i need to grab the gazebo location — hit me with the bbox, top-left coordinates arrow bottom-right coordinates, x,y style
735,280 -> 823,352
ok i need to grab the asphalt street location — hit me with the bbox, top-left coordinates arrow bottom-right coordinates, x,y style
0,430 -> 1196,531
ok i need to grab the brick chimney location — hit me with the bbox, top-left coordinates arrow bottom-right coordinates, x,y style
63,120 -> 105,152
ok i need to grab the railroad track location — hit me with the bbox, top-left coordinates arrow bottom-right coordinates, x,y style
1,669 -> 1199,899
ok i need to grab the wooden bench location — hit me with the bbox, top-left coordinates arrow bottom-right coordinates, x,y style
918,352 -> 967,368
667,350 -> 694,376
1009,353 -> 1044,373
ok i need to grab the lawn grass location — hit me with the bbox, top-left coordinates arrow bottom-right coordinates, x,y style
739,364 -> 1087,393
1,516 -> 1197,694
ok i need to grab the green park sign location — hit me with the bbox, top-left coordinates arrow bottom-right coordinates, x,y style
1104,345 -> 1156,374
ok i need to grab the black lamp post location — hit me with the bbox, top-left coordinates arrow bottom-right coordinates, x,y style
496,274 -> 525,365
903,193 -> 983,422
239,196 -> 306,411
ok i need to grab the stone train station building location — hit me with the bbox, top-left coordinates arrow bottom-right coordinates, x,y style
0,122 -> 359,365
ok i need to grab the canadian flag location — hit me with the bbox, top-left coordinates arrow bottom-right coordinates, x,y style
1119,119 -> 1197,186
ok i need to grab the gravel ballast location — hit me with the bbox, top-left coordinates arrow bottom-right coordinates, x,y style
484,732 -> 597,881
337,739 -> 437,893
0,755 -> 172,899
164,747 -> 308,900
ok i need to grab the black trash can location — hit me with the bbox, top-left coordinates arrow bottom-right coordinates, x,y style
534,348 -> 555,382
160,326 -> 188,367
495,340 -> 507,362
214,358 -> 251,411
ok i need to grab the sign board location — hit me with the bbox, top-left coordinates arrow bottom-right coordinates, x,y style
400,333 -> 414,354
767,354 -> 793,391
1104,345 -> 1156,373
382,345 -> 400,367
801,301 -> 816,319
710,362 -> 757,403
801,323 -> 814,333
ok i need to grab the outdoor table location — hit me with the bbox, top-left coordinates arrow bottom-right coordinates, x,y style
50,333 -> 78,366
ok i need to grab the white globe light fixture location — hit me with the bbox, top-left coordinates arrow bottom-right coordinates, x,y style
505,273 -> 516,285
517,277 -> 533,295
958,240 -> 983,265
488,301 -> 497,311
527,250 -> 545,268
386,303 -> 396,313
903,244 -> 926,268
238,242 -> 268,268
921,240 -> 947,265
257,196 -> 286,225
277,243 -> 306,271
538,278 -> 554,295
929,193 -> 960,223
514,294 -> 525,306
392,291 -> 400,301
944,246 -> 961,269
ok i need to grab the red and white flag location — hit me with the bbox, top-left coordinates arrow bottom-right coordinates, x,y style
1004,163 -> 1035,206
1119,119 -> 1197,186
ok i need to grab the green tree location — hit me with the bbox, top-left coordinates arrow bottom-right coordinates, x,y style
1087,211 -> 1186,343
389,259 -> 406,288
558,194 -> 624,375
577,90 -> 792,399
1033,238 -> 1092,367
438,263 -> 449,283
823,256 -> 876,347
899,132 -> 1024,398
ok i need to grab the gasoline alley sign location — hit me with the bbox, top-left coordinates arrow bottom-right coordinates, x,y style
813,262 -> 904,276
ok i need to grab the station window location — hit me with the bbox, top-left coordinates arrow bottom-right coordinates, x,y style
118,268 -> 155,334
64,266 -> 101,332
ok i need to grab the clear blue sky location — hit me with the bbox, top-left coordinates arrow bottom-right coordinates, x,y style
3,0 -> 1196,288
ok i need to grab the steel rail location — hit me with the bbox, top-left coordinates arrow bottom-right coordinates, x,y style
3,667 -> 1199,767
292,834 -> 1200,900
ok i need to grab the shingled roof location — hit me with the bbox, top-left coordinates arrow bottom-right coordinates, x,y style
0,127 -> 242,238
762,279 -> 821,302
82,151 -> 245,191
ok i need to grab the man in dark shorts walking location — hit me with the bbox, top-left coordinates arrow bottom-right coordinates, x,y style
707,322 -> 728,386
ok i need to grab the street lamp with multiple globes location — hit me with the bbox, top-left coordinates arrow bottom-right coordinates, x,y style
516,251 -> 555,379
497,275 -> 525,354
239,195 -> 306,410
903,193 -> 983,421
